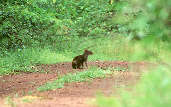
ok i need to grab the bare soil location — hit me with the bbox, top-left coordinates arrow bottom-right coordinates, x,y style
0,61 -> 151,107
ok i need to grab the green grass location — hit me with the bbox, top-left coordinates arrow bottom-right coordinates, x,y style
95,66 -> 171,107
0,47 -> 72,75
37,67 -> 113,92
89,36 -> 171,63
0,36 -> 170,75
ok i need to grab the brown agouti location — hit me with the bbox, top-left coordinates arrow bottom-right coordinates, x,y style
72,50 -> 93,69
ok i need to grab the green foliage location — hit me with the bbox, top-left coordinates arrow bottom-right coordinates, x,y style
1,1 -> 56,48
37,67 -> 112,91
127,0 -> 170,40
1,0 -> 170,49
0,0 -> 115,49
95,66 -> 171,107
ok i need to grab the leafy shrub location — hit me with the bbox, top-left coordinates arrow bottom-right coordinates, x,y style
0,0 -> 115,49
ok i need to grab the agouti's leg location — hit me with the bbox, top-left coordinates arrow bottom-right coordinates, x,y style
85,61 -> 88,68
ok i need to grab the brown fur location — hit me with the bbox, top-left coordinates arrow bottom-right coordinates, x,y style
72,50 -> 93,69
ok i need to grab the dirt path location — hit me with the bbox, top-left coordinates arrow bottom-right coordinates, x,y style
0,61 -> 150,107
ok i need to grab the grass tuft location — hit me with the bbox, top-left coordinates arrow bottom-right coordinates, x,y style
37,67 -> 112,92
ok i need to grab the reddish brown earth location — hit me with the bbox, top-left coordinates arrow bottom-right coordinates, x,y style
0,61 -> 151,107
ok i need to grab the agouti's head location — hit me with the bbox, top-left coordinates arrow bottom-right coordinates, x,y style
84,49 -> 93,55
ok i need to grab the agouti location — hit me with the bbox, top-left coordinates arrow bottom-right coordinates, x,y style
72,50 -> 93,69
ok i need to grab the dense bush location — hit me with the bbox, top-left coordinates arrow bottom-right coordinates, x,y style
1,0 -> 62,49
0,0 -> 116,50
0,0 -> 170,50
